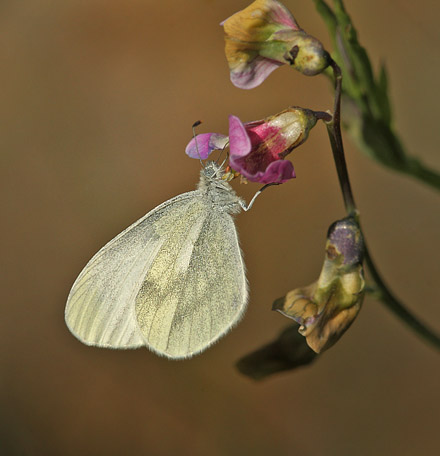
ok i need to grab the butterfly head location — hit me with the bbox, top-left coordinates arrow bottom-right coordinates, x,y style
202,161 -> 224,180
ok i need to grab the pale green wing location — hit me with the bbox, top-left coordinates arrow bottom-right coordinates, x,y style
65,191 -> 198,349
135,205 -> 248,359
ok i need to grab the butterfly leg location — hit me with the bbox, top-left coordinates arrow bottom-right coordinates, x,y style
240,183 -> 280,212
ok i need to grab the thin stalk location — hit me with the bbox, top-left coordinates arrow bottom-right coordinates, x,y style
325,59 -> 440,350
326,61 -> 357,216
408,159 -> 440,192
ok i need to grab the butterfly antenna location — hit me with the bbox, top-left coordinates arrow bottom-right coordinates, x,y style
215,138 -> 231,168
218,149 -> 229,170
212,148 -> 228,179
192,120 -> 204,168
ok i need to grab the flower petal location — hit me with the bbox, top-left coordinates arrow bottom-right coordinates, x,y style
264,0 -> 300,29
229,56 -> 284,90
222,0 -> 300,42
231,155 -> 295,184
228,115 -> 251,157
185,133 -> 228,159
255,159 -> 296,184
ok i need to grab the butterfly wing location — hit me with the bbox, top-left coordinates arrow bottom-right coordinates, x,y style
65,191 -> 198,349
135,204 -> 248,359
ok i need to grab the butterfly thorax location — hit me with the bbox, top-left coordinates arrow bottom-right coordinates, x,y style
197,162 -> 243,214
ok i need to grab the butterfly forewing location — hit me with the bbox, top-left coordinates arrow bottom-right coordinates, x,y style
135,202 -> 247,359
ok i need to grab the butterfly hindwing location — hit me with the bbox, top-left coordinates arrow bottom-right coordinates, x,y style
65,191 -> 198,348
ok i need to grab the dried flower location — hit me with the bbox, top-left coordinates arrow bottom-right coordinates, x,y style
273,217 -> 365,353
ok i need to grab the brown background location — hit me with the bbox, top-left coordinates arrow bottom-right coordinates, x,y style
1,1 -> 439,455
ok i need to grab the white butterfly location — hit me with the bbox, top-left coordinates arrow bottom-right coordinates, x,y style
65,161 -> 264,359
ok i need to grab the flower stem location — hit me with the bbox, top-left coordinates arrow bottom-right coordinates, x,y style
326,60 -> 357,216
325,59 -> 440,350
364,248 -> 440,348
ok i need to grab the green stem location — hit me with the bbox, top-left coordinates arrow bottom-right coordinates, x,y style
326,59 -> 440,350
407,158 -> 440,192
364,248 -> 440,348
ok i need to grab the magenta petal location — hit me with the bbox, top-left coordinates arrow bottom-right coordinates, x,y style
239,159 -> 296,184
259,160 -> 296,184
230,57 -> 283,90
228,115 -> 251,157
185,133 -> 228,159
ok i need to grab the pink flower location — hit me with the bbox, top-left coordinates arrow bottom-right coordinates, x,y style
227,115 -> 296,184
185,108 -> 317,184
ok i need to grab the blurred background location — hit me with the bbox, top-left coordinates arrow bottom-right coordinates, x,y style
1,0 -> 439,454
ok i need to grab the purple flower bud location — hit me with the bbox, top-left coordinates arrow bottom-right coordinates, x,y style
327,218 -> 364,266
